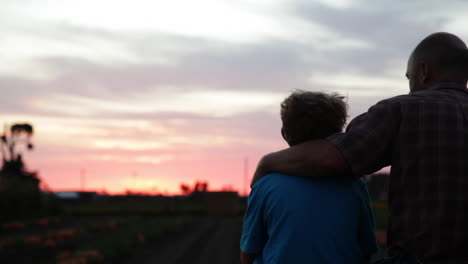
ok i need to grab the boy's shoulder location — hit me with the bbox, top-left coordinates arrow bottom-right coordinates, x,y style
253,173 -> 366,187
252,173 -> 367,198
251,172 -> 291,188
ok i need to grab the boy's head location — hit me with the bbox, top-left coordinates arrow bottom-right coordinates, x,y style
280,90 -> 347,146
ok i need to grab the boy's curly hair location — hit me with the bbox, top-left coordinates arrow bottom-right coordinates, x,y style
280,90 -> 347,146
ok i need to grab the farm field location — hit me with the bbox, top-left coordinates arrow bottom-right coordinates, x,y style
122,216 -> 242,264
1,196 -> 387,264
0,194 -> 245,264
0,214 -> 196,264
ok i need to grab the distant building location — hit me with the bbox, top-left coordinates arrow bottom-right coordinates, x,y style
55,191 -> 99,202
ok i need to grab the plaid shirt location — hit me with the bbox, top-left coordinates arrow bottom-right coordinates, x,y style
327,82 -> 468,262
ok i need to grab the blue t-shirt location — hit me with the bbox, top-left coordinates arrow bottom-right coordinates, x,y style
241,173 -> 378,264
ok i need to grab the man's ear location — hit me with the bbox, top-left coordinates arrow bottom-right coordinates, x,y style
418,60 -> 432,84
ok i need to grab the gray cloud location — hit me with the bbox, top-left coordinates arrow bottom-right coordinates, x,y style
289,0 -> 468,77
3,1 -> 468,123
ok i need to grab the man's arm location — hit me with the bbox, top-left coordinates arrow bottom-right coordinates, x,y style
252,139 -> 349,186
252,99 -> 399,186
240,251 -> 256,264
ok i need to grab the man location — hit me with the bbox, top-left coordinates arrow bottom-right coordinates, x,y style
240,91 -> 378,264
252,32 -> 468,263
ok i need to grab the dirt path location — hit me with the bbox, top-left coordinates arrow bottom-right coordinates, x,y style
122,216 -> 242,264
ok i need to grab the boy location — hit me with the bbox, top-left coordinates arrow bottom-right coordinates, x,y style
240,91 -> 378,264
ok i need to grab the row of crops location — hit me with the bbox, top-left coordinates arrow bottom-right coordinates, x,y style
0,215 -> 193,264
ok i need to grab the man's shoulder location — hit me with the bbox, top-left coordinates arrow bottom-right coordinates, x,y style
376,93 -> 424,106
377,90 -> 456,106
362,93 -> 438,119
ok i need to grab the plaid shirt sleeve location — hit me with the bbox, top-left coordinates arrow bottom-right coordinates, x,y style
327,99 -> 400,176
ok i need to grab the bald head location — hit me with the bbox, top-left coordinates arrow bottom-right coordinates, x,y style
407,32 -> 468,93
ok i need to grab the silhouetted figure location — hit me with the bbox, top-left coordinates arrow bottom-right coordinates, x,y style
252,32 -> 468,263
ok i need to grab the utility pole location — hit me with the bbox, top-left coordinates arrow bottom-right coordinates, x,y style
132,171 -> 138,192
80,168 -> 86,191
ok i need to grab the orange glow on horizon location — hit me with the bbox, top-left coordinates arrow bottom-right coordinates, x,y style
44,177 -> 244,196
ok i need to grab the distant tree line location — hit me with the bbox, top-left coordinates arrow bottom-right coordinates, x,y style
179,181 -> 209,196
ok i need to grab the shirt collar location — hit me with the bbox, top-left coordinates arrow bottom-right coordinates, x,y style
429,82 -> 467,91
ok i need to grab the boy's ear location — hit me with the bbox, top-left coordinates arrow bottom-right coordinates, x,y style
281,127 -> 287,142
281,126 -> 293,146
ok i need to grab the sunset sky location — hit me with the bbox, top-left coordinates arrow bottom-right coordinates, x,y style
2,0 -> 468,195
